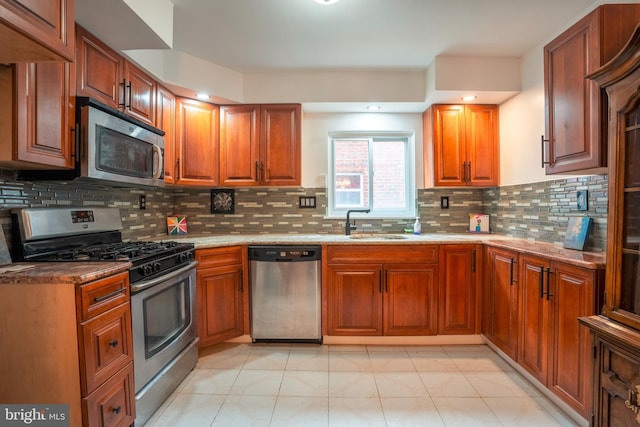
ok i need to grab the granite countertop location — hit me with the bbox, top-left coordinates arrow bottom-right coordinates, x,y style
0,262 -> 131,285
165,232 -> 606,269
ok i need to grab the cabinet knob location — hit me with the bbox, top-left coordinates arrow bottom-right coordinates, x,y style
111,406 -> 122,414
108,340 -> 119,348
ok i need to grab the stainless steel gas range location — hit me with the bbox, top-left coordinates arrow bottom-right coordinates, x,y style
12,207 -> 199,426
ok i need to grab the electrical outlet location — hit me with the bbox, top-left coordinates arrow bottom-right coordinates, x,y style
440,196 -> 449,209
139,195 -> 146,210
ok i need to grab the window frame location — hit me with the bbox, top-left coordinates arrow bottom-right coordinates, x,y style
327,130 -> 416,219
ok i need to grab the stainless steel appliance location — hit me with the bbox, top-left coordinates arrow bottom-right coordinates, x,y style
12,207 -> 198,427
77,97 -> 165,187
249,246 -> 322,343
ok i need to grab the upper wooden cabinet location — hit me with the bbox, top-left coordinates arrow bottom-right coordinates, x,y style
156,84 -> 176,184
174,97 -> 219,186
75,25 -> 156,125
0,0 -> 74,62
543,4 -> 640,174
219,103 -> 301,186
424,104 -> 499,187
0,62 -> 75,169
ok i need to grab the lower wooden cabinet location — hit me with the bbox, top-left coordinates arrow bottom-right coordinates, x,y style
438,244 -> 480,334
483,246 -> 519,359
0,270 -> 134,427
484,245 -> 604,421
196,246 -> 247,347
326,245 -> 438,336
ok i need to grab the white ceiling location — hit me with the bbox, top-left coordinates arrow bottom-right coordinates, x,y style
169,0 -> 595,72
75,0 -> 600,112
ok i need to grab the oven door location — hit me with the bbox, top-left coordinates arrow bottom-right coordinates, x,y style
130,262 -> 197,393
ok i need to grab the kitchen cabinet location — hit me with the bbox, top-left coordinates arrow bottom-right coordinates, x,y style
580,25 -> 640,426
0,269 -> 135,427
174,97 -> 220,186
75,25 -> 156,125
519,253 -> 603,419
326,245 -> 438,336
219,103 -> 301,186
483,246 -> 519,360
0,61 -> 75,169
543,4 -> 640,174
438,244 -> 480,335
196,246 -> 247,347
156,84 -> 176,183
0,0 -> 74,62
423,104 -> 499,187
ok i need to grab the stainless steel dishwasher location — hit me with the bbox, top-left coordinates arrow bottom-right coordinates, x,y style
249,245 -> 322,343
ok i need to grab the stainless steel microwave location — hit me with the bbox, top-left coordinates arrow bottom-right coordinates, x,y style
78,98 -> 165,187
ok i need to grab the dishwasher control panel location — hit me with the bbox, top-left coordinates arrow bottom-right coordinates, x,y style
248,246 -> 321,262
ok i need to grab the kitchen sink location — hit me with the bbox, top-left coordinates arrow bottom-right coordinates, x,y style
349,233 -> 409,240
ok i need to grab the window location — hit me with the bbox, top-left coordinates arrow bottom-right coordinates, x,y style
328,131 -> 415,218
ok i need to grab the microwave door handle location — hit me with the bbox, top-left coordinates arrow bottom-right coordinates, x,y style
152,144 -> 163,179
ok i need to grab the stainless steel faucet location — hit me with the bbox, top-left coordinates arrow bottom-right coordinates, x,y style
345,209 -> 370,235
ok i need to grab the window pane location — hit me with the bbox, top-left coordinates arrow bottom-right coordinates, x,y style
372,140 -> 406,209
334,140 -> 369,208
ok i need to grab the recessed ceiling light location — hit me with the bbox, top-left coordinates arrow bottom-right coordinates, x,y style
367,105 -> 381,111
461,95 -> 477,102
313,0 -> 340,4
196,93 -> 210,100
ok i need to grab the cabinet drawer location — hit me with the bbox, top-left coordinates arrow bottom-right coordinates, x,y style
327,245 -> 438,264
79,303 -> 132,395
82,362 -> 135,427
196,246 -> 244,268
77,272 -> 129,321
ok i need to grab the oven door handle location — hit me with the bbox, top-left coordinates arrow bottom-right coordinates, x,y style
130,261 -> 198,293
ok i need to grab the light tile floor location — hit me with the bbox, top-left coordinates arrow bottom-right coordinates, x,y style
144,343 -> 581,427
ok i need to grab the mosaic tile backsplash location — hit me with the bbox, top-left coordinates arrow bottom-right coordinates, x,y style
0,169 -> 608,254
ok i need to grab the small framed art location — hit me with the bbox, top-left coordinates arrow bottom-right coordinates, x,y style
563,217 -> 593,251
577,190 -> 588,211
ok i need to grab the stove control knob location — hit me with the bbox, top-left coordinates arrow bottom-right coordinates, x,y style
179,252 -> 191,263
139,264 -> 153,276
153,261 -> 161,272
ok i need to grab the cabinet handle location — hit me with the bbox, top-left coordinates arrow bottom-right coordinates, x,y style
118,79 -> 131,109
111,406 -> 122,415
239,269 -> 243,293
541,135 -> 552,168
260,161 -> 266,183
93,287 -> 127,303
255,161 -> 260,182
467,162 -> 472,184
625,385 -> 640,414
379,270 -> 383,293
539,266 -> 544,299
545,268 -> 554,300
509,258 -> 514,285
108,340 -> 119,348
385,270 -> 388,293
462,161 -> 467,183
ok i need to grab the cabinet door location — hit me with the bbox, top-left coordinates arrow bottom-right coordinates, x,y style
0,0 -> 74,62
549,262 -> 596,419
175,98 -> 219,186
260,104 -> 301,186
8,62 -> 74,168
196,264 -> 244,347
438,245 -> 479,334
219,104 -> 260,186
75,25 -> 123,109
384,263 -> 437,336
156,84 -> 176,184
432,105 -> 466,186
518,254 -> 551,384
327,264 -> 383,336
543,5 -> 640,174
123,61 -> 155,125
465,105 -> 499,186
485,247 -> 519,359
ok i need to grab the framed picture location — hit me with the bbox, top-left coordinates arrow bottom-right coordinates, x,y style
563,217 -> 593,251
577,190 -> 588,211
